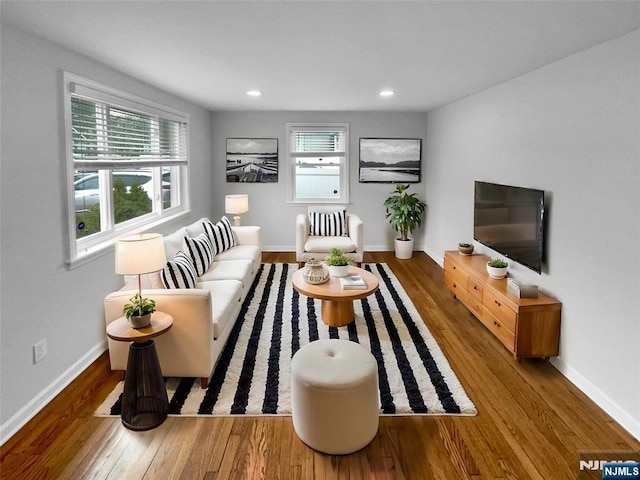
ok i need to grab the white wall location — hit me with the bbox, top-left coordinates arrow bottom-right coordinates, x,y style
211,111 -> 428,251
0,24 -> 214,442
424,30 -> 640,438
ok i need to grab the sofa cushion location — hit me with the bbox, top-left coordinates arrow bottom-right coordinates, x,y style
304,235 -> 356,253
163,227 -> 189,260
161,251 -> 198,289
204,216 -> 236,255
199,258 -> 254,285
183,233 -> 214,277
185,217 -> 209,238
309,210 -> 347,236
214,244 -> 261,267
197,280 -> 243,338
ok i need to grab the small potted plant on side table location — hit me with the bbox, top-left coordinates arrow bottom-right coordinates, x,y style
123,293 -> 157,329
325,248 -> 355,277
486,258 -> 508,279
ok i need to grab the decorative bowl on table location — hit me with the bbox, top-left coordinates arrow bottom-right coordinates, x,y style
303,259 -> 330,284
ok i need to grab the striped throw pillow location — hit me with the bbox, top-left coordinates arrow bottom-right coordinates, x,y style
183,233 -> 214,277
203,216 -> 236,256
161,251 -> 197,289
309,210 -> 347,236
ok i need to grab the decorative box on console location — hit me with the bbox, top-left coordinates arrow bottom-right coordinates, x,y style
507,279 -> 539,298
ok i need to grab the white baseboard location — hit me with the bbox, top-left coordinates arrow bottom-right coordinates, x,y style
550,357 -> 639,440
0,341 -> 107,446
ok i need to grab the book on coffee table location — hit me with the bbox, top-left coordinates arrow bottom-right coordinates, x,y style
340,275 -> 367,289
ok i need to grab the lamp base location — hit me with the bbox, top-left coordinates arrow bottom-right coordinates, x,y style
233,215 -> 242,226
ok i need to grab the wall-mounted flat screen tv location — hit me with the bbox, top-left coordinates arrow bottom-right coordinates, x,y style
473,181 -> 545,273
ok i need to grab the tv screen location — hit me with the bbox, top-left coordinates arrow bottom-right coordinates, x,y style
473,181 -> 545,273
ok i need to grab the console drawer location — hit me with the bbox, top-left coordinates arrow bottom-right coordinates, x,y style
469,279 -> 483,301
445,272 -> 470,305
444,259 -> 469,291
483,290 -> 517,332
481,307 -> 515,351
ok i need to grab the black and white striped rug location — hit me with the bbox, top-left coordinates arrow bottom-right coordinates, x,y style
96,263 -> 477,417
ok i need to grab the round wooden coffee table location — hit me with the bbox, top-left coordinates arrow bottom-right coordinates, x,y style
292,266 -> 379,327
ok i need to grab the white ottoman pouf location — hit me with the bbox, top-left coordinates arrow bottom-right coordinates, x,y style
291,339 -> 379,455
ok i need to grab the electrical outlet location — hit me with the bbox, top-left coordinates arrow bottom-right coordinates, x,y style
33,338 -> 47,364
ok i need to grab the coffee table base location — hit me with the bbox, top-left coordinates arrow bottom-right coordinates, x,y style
321,299 -> 355,327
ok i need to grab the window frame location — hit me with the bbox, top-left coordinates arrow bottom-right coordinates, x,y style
286,123 -> 350,204
63,72 -> 190,268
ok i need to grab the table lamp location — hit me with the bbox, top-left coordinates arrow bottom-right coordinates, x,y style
225,194 -> 249,226
115,233 -> 166,298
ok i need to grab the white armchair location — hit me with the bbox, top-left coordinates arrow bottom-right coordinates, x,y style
296,206 -> 364,266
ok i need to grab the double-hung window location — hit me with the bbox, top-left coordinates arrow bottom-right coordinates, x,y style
286,123 -> 349,203
64,73 -> 189,266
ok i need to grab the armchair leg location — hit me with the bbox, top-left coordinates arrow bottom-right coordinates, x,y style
356,262 -> 362,268
201,377 -> 208,389
298,262 -> 305,269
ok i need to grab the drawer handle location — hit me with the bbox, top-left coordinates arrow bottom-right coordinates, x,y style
494,321 -> 500,328
453,283 -> 457,288
494,300 -> 502,307
453,266 -> 457,270
473,286 -> 479,290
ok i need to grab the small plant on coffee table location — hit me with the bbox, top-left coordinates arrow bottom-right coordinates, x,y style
325,248 -> 355,267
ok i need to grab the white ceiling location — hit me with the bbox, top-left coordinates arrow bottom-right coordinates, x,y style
2,1 -> 639,112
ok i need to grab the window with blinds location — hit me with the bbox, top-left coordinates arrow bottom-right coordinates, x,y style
287,124 -> 349,203
64,73 -> 189,266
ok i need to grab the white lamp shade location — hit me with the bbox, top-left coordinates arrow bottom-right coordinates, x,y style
225,194 -> 249,215
115,233 -> 166,275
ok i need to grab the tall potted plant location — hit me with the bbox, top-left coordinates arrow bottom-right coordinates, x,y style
384,184 -> 427,259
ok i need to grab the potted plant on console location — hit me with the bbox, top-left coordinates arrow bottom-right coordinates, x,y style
325,248 -> 354,277
458,242 -> 474,255
384,184 -> 427,259
486,257 -> 508,279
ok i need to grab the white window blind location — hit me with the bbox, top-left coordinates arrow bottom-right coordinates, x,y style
290,128 -> 346,158
71,87 -> 187,169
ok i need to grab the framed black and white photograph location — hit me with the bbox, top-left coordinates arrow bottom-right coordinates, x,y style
226,138 -> 278,183
359,138 -> 421,183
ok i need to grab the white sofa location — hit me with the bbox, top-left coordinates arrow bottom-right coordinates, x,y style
104,217 -> 261,388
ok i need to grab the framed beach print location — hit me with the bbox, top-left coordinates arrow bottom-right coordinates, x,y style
226,138 -> 278,183
359,138 -> 421,183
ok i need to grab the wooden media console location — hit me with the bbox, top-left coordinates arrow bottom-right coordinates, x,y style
444,251 -> 561,360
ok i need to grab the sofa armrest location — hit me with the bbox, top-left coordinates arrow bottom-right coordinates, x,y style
105,289 -> 212,331
232,225 -> 261,246
348,213 -> 364,257
296,213 -> 310,259
104,289 -> 214,374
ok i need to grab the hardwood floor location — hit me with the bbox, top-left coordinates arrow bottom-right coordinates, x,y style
2,252 -> 638,479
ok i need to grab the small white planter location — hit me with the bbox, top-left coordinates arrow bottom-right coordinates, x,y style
328,265 -> 350,277
486,264 -> 508,279
394,238 -> 414,259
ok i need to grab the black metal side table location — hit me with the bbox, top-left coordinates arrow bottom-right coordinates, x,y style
106,312 -> 173,431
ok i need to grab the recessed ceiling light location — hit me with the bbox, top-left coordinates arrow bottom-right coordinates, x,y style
246,90 -> 262,97
379,90 -> 395,97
